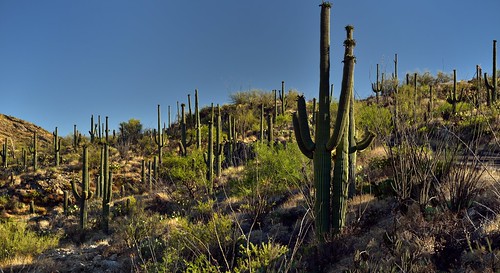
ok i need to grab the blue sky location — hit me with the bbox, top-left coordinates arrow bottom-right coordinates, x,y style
1,0 -> 499,135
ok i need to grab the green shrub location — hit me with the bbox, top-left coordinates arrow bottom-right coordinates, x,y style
0,219 -> 60,262
233,241 -> 289,273
162,150 -> 208,198
239,142 -> 309,197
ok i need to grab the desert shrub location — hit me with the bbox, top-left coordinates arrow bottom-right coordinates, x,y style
162,150 -> 208,198
356,103 -> 392,139
155,213 -> 240,272
239,142 -> 309,198
233,241 -> 289,273
0,219 -> 60,262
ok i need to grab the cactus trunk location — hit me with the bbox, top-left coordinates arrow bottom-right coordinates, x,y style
71,146 -> 93,230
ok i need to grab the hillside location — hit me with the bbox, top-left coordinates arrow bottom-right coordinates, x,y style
0,114 -> 52,148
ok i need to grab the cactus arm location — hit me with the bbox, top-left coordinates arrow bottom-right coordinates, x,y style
295,95 -> 315,152
71,180 -> 82,200
292,113 -> 314,159
350,131 -> 376,153
325,59 -> 353,151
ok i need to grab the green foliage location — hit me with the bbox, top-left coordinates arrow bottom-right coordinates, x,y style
233,241 -> 288,273
162,150 -> 208,197
158,213 -> 238,272
357,102 -> 392,137
238,143 -> 309,197
119,118 -> 143,144
0,219 -> 60,261
230,89 -> 274,108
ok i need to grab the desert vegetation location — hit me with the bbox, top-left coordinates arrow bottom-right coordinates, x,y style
1,3 -> 500,273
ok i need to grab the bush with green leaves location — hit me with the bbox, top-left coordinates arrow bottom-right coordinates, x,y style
0,219 -> 60,262
237,142 -> 310,198
162,150 -> 208,198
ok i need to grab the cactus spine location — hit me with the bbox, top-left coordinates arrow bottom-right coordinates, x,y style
53,127 -> 61,167
371,64 -> 384,104
71,146 -> 93,230
484,40 -> 497,104
29,132 -> 38,171
155,104 -> 167,164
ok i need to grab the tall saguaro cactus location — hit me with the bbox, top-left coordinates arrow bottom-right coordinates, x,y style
371,63 -> 384,103
215,104 -> 223,177
204,104 -> 215,193
447,69 -> 462,115
195,89 -> 201,149
485,40 -> 497,105
29,132 -> 38,171
293,3 -> 348,236
71,146 -> 93,230
280,81 -> 286,115
1,138 -> 8,168
292,5 -> 373,237
155,104 -> 167,164
53,127 -> 61,167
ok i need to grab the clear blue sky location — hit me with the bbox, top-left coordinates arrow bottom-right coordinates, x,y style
1,0 -> 499,135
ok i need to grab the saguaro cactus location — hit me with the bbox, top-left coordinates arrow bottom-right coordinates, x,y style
292,6 -> 373,237
1,138 -> 7,168
71,146 -> 93,230
204,104 -> 215,193
100,140 -> 112,232
155,105 -> 167,164
102,169 -> 113,233
371,63 -> 384,104
293,4 -> 350,236
447,69 -> 462,115
73,125 -> 82,150
53,127 -> 61,167
195,89 -> 201,149
260,104 -> 265,143
267,114 -> 274,146
179,103 -> 192,156
89,115 -> 96,142
280,81 -> 286,116
29,132 -> 38,171
485,40 -> 497,105
215,104 -> 223,177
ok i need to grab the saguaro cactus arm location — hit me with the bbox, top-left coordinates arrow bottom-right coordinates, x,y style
349,131 -> 376,153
